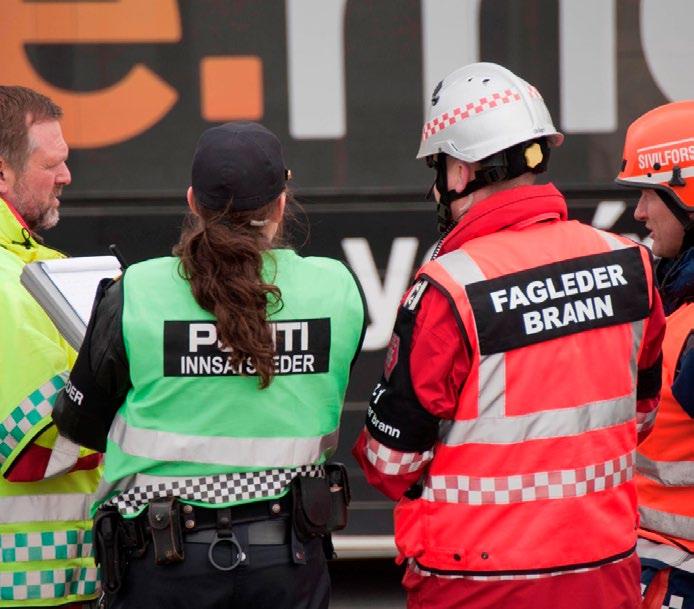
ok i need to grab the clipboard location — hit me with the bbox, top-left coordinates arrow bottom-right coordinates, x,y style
20,256 -> 122,350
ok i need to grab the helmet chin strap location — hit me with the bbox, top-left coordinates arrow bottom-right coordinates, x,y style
431,152 -> 500,233
430,138 -> 551,234
432,160 -> 463,234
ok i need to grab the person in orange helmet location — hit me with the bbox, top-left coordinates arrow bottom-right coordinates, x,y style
615,100 -> 694,609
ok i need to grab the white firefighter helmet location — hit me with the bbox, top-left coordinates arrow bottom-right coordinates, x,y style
417,62 -> 564,162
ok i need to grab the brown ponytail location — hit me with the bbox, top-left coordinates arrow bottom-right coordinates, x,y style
173,196 -> 286,388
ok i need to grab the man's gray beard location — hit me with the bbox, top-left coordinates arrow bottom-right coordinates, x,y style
34,206 -> 60,231
13,199 -> 59,232
12,184 -> 60,232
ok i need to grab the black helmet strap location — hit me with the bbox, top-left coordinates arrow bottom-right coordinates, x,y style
429,138 -> 551,234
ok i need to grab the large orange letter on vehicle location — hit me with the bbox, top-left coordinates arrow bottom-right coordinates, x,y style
1,0 -> 181,149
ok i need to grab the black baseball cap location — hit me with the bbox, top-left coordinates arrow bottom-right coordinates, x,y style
191,121 -> 290,211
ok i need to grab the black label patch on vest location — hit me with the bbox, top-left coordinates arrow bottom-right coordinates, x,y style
466,248 -> 649,355
163,318 -> 331,376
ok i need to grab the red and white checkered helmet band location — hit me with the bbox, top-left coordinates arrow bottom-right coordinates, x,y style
421,88 -> 522,142
417,62 -> 563,162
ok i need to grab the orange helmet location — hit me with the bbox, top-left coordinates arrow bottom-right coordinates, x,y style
616,100 -> 694,212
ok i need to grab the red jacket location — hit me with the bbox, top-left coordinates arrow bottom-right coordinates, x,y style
354,185 -> 665,590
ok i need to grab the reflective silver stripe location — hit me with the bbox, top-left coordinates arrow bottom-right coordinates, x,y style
620,166 -> 694,187
636,407 -> 658,434
434,249 -> 486,286
631,319 -> 644,361
640,505 -> 694,540
109,413 -> 339,468
630,319 -> 649,434
435,251 -> 509,418
594,228 -> 630,251
637,454 -> 694,486
44,434 -> 81,479
441,393 -> 635,446
631,319 -> 644,389
637,538 -> 694,573
478,353 -> 505,418
593,233 -> 646,394
0,493 -> 93,523
594,233 -> 645,394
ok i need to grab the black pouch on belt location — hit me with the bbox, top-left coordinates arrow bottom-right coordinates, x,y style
326,462 -> 351,531
292,463 -> 352,540
93,508 -> 126,595
291,475 -> 331,541
147,497 -> 185,565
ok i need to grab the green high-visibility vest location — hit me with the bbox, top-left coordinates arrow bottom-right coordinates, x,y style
104,250 -> 364,503
0,199 -> 100,606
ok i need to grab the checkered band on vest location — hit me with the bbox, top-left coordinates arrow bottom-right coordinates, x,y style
0,528 -> 92,564
0,566 -> 98,602
105,464 -> 325,515
0,373 -> 67,463
422,452 -> 634,505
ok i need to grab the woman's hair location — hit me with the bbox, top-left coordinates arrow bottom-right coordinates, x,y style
174,193 -> 289,388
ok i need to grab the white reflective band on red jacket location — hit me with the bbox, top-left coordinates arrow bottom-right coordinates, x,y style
441,395 -> 638,446
640,506 -> 694,540
636,407 -> 659,435
637,454 -> 694,486
637,538 -> 694,573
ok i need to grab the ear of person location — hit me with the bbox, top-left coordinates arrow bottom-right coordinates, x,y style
186,186 -> 198,215
273,192 -> 287,221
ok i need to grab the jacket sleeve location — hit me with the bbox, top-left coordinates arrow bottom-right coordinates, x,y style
53,277 -> 131,452
352,280 -> 471,500
0,263 -> 101,482
635,269 -> 666,443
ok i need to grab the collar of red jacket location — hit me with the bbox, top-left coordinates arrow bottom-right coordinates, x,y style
439,183 -> 568,254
